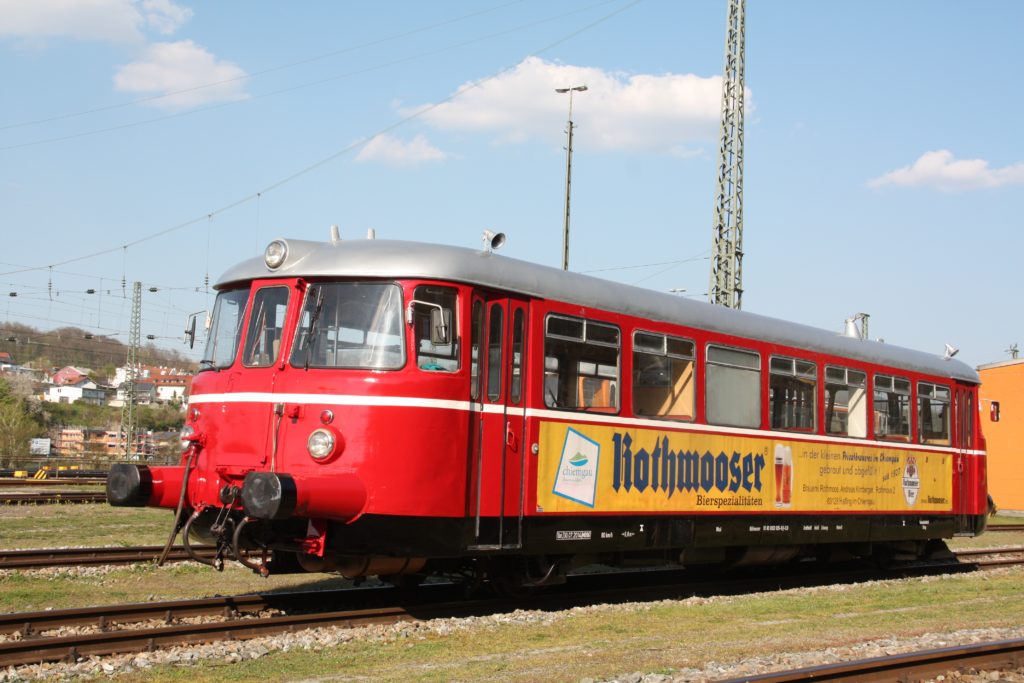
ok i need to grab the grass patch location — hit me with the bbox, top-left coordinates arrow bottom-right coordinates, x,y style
986,513 -> 1023,526
0,562 -> 353,613
0,503 -> 174,548
110,569 -> 1024,683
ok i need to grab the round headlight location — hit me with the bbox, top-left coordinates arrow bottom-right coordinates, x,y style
264,240 -> 288,269
179,424 -> 195,452
307,428 -> 336,460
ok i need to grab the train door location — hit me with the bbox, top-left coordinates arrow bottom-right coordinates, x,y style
468,293 -> 528,550
954,386 -> 975,532
231,281 -> 294,469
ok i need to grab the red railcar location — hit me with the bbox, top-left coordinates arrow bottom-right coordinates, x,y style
109,236 -> 987,586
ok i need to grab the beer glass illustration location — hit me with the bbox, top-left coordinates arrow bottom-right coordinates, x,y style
774,444 -> 793,508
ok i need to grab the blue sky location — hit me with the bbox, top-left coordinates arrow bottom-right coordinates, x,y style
1,0 -> 1021,368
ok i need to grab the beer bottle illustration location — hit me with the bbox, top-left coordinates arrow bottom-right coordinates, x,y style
774,445 -> 784,507
781,445 -> 793,507
775,444 -> 793,508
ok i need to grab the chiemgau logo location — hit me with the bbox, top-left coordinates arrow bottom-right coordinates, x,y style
553,428 -> 600,507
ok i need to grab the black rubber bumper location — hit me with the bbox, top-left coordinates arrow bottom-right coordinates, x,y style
106,463 -> 153,507
241,472 -> 297,520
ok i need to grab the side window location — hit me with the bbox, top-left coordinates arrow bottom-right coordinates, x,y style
470,301 -> 483,400
544,315 -> 620,412
632,331 -> 695,421
824,366 -> 868,437
769,356 -> 817,431
965,392 -> 974,445
873,374 -> 911,440
412,286 -> 458,372
918,382 -> 951,445
706,345 -> 761,428
242,286 -> 289,368
486,304 -> 504,401
510,309 -> 525,405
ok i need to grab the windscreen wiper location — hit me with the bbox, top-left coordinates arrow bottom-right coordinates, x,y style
304,286 -> 324,371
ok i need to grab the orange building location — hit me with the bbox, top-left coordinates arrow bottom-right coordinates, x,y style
978,358 -> 1024,512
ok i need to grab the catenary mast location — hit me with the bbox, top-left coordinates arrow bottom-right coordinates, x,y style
120,281 -> 141,458
708,0 -> 746,309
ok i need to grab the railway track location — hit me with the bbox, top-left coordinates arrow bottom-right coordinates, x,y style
0,478 -> 106,487
0,555 -> 1004,668
952,546 -> 1024,568
716,638 -> 1024,682
989,523 -> 1024,532
0,545 -> 229,569
0,491 -> 106,505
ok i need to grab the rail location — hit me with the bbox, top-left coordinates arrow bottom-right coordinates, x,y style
0,478 -> 106,487
715,638 -> 1024,682
0,545 -> 227,569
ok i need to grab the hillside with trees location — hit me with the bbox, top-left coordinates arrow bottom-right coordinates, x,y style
0,323 -> 196,378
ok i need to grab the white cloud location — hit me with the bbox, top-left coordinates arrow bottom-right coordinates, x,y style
869,150 -> 1024,192
140,0 -> 192,35
356,134 -> 447,167
0,0 -> 191,43
113,40 -> 248,110
410,56 -> 740,154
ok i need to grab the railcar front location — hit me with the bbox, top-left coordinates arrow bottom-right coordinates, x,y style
107,239 -> 482,578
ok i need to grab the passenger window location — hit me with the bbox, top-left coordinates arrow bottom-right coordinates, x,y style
486,304 -> 503,401
510,309 -> 525,404
965,392 -> 974,446
769,356 -> 816,431
470,301 -> 483,400
873,374 -> 911,440
411,286 -> 458,372
242,286 -> 289,368
918,382 -> 951,445
706,345 -> 761,428
825,366 -> 867,437
632,331 -> 694,421
544,315 -> 620,412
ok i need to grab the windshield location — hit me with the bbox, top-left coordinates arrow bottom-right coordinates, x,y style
201,287 -> 250,369
290,282 -> 404,370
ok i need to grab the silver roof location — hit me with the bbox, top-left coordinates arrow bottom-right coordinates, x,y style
217,238 -> 979,384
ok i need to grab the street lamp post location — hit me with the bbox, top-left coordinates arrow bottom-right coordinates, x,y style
555,85 -> 587,271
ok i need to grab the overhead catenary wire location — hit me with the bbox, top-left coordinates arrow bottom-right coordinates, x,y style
0,0 -> 642,281
580,251 -> 710,274
2,0 -> 643,357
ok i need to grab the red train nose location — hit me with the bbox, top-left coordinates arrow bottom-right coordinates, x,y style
240,471 -> 367,522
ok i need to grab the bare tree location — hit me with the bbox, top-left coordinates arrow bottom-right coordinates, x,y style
0,400 -> 43,468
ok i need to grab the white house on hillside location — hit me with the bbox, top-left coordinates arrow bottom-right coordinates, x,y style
44,378 -> 106,405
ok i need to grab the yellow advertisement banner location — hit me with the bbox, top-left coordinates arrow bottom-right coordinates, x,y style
536,422 -> 952,514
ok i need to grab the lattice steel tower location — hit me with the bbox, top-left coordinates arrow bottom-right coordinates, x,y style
120,281 -> 141,459
708,0 -> 746,309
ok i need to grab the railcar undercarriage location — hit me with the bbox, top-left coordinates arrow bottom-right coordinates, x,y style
169,504 -> 969,594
